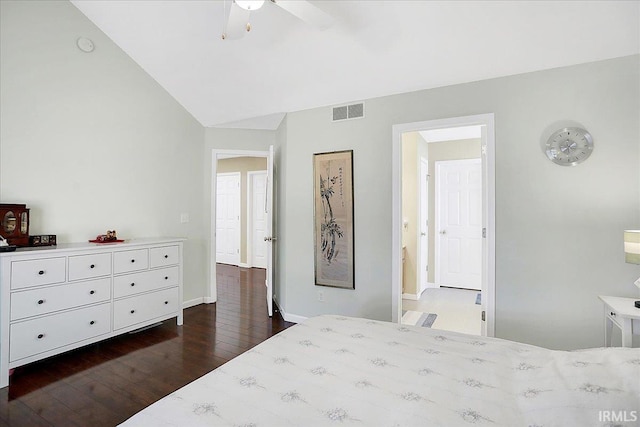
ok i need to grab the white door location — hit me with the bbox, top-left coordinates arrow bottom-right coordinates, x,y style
265,146 -> 275,317
216,172 -> 241,266
419,158 -> 429,293
435,159 -> 482,290
249,171 -> 268,269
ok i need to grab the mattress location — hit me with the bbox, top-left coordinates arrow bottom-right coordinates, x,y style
121,315 -> 640,426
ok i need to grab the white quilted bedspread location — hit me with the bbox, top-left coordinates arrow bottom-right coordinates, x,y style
121,315 -> 640,426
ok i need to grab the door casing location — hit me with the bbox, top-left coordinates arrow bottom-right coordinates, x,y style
210,149 -> 271,306
392,114 -> 495,337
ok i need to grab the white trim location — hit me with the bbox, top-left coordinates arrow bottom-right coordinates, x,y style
392,113 -> 495,337
417,156 -> 429,296
183,297 -> 204,309
237,262 -> 251,268
402,293 -> 420,301
273,297 -> 308,324
211,149 -> 269,305
282,311 -> 308,324
426,281 -> 438,289
204,296 -> 216,304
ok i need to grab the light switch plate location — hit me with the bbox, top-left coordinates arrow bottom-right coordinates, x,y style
634,277 -> 640,289
180,213 -> 190,224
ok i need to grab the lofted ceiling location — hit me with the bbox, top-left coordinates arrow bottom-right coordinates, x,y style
70,1 -> 639,129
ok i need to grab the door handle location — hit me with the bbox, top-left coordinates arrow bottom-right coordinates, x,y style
439,230 -> 447,235
264,236 -> 277,242
420,232 -> 426,236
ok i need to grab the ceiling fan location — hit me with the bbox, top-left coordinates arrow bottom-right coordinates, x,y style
222,0 -> 334,40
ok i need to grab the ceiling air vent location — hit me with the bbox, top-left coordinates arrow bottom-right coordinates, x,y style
332,102 -> 365,122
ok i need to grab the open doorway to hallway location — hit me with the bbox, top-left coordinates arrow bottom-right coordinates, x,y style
398,124 -> 488,336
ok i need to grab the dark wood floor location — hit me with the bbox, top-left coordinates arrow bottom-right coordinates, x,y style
0,265 -> 293,426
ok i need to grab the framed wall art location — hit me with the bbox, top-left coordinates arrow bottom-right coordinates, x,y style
313,150 -> 354,289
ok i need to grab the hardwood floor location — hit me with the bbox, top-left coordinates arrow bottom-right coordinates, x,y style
0,265 -> 293,426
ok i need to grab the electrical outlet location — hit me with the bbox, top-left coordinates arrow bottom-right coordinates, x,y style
634,277 -> 640,289
318,290 -> 325,302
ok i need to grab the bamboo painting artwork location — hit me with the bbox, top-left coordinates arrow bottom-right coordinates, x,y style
313,150 -> 354,289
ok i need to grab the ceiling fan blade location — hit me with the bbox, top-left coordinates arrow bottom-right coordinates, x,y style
273,0 -> 334,30
223,2 -> 251,40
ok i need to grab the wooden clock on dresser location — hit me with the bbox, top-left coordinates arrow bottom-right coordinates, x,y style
0,237 -> 185,388
0,204 -> 29,246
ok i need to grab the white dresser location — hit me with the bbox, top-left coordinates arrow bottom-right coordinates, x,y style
0,238 -> 184,388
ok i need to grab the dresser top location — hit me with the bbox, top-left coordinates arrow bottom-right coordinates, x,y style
0,237 -> 185,257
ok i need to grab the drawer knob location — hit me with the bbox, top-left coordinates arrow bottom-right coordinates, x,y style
90,264 -> 95,269
37,334 -> 44,339
164,301 -> 169,305
37,299 -> 45,305
90,320 -> 95,325
130,283 -> 135,287
38,270 -> 44,275
164,276 -> 168,280
90,290 -> 95,295
611,311 -> 616,316
164,255 -> 168,259
131,259 -> 135,263
130,310 -> 135,314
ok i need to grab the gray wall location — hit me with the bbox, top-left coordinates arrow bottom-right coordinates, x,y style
0,0 -> 207,302
277,55 -> 639,350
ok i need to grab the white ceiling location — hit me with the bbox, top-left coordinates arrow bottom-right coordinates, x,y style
70,1 -> 639,129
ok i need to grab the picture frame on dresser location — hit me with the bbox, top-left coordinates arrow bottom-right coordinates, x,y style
0,238 -> 185,388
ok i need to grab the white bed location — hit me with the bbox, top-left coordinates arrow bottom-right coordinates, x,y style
121,315 -> 640,426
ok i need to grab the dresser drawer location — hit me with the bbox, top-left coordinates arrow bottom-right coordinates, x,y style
11,278 -> 111,321
113,266 -> 179,299
149,245 -> 179,268
10,303 -> 111,362
11,257 -> 66,290
113,287 -> 179,331
68,253 -> 112,281
113,249 -> 148,274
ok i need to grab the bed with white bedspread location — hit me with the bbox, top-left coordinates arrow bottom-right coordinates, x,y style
121,315 -> 640,426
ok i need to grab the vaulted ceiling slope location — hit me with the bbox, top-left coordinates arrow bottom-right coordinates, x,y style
71,1 -> 639,129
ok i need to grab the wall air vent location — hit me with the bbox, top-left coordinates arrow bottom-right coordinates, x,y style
332,102 -> 365,122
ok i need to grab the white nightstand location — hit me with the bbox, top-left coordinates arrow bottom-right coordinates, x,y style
598,295 -> 640,348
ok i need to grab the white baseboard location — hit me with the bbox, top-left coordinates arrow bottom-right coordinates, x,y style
272,299 -> 307,323
402,292 -> 420,301
283,312 -> 308,323
203,296 -> 216,304
183,297 -> 204,309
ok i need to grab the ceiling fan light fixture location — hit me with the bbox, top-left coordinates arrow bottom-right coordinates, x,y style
235,0 -> 265,11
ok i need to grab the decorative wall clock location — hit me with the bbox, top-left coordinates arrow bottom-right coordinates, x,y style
544,127 -> 593,166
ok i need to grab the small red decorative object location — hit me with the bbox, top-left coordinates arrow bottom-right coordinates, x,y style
89,230 -> 123,244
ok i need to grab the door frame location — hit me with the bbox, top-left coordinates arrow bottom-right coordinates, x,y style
391,113 -> 495,337
434,158 -> 482,289
209,149 -> 269,304
247,170 -> 268,269
418,157 -> 429,294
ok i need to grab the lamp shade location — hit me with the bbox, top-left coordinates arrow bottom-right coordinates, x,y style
624,230 -> 640,264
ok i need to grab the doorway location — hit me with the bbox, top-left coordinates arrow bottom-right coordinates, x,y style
392,114 -> 495,337
210,148 -> 275,317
